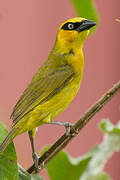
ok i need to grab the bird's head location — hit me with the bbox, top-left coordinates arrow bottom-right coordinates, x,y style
54,17 -> 96,54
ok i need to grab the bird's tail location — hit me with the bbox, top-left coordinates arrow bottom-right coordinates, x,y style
0,128 -> 17,153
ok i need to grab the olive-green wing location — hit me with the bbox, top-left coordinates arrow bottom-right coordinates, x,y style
11,65 -> 74,126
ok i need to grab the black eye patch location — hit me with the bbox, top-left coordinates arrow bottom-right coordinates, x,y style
61,22 -> 83,31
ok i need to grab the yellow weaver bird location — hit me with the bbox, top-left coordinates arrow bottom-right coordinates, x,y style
0,17 -> 96,169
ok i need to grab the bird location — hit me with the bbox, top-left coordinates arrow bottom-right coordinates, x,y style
0,17 -> 96,170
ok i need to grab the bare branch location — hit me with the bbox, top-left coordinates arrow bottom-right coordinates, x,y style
27,81 -> 120,174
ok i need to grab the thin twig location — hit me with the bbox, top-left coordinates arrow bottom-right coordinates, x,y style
27,81 -> 120,174
116,19 -> 120,23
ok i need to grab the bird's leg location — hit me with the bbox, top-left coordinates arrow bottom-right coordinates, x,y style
28,131 -> 40,172
48,121 -> 77,136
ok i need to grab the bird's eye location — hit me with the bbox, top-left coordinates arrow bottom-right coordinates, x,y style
68,23 -> 74,30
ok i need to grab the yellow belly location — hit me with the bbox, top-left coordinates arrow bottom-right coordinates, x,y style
15,75 -> 82,135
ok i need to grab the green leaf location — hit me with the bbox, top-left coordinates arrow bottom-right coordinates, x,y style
82,172 -> 112,180
18,165 -> 31,180
46,151 -> 92,180
80,120 -> 120,180
71,0 -> 98,33
18,165 -> 45,180
100,119 -> 120,134
0,122 -> 18,180
94,172 -> 112,180
71,0 -> 98,21
31,174 -> 45,180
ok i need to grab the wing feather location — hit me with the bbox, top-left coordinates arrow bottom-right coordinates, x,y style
11,64 -> 74,126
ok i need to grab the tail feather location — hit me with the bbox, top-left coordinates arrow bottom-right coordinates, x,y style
0,128 -> 17,153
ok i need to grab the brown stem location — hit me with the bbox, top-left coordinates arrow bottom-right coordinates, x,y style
27,81 -> 120,174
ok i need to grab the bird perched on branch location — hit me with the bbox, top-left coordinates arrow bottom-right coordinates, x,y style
0,17 -> 96,170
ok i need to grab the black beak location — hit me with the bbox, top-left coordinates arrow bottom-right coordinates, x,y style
77,20 -> 96,33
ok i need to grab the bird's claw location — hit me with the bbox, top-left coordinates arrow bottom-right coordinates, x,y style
64,122 -> 72,136
32,153 -> 40,172
63,123 -> 78,137
65,122 -> 78,137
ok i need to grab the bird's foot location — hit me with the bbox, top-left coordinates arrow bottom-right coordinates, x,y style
49,121 -> 78,137
32,153 -> 40,173
63,122 -> 79,137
